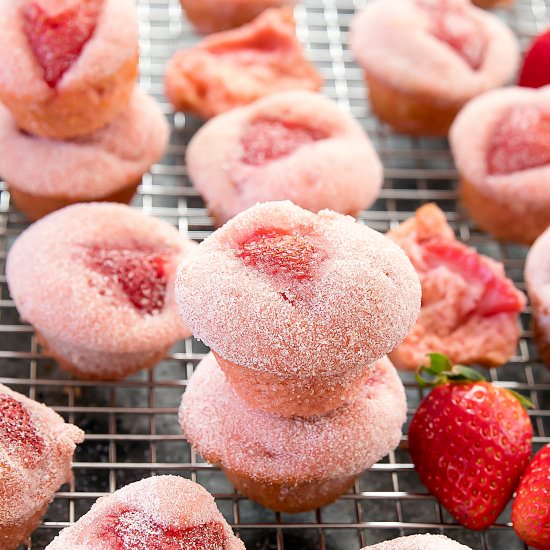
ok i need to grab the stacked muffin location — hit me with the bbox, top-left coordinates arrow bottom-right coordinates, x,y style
177,201 -> 421,512
0,0 -> 168,220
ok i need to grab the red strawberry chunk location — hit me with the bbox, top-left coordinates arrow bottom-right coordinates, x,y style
0,394 -> 44,463
22,0 -> 104,88
422,239 -> 523,316
519,28 -> 550,89
86,246 -> 169,315
487,105 -> 550,175
240,118 -> 328,166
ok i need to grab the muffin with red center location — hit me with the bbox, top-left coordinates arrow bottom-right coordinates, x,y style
6,203 -> 195,380
350,0 -> 518,136
165,8 -> 322,119
0,0 -> 138,139
176,201 -> 420,417
0,89 -> 168,221
186,91 -> 383,225
0,384 -> 84,550
45,476 -> 244,549
388,204 -> 525,370
450,86 -> 550,244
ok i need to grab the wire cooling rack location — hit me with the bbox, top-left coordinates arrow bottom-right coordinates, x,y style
1,0 -> 549,548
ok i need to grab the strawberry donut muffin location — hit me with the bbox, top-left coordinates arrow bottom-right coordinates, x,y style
0,384 -> 84,550
451,86 -> 550,244
180,353 -> 406,513
176,201 -> 420,417
0,89 -> 169,221
0,0 -> 138,139
525,227 -> 550,368
187,91 -> 383,225
363,535 -> 473,549
46,476 -> 244,549
165,8 -> 322,119
388,204 -> 525,370
350,0 -> 519,136
7,203 -> 195,381
180,0 -> 298,34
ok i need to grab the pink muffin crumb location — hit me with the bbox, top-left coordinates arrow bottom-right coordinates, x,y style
363,534 -> 473,550
164,8 -> 322,119
388,204 -> 525,370
45,476 -> 244,549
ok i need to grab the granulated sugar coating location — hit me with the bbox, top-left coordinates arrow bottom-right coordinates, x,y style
6,203 -> 195,380
0,383 -> 83,550
176,201 -> 421,379
363,534 -> 473,549
45,476 -> 245,550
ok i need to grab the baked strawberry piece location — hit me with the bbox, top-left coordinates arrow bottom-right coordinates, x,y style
0,88 -> 168,221
6,203 -> 195,380
186,91 -> 383,225
46,476 -> 244,549
519,28 -> 550,89
180,353 -> 406,513
388,204 -> 524,370
176,201 -> 420,417
0,383 -> 83,550
363,535 -> 473,549
350,0 -> 518,136
451,86 -> 550,244
0,0 -> 138,139
165,8 -> 322,119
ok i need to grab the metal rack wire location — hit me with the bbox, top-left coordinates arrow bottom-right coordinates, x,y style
0,0 -> 548,548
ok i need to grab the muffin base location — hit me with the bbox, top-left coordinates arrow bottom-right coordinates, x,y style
472,0 -> 514,7
0,502 -> 48,550
533,318 -> 550,369
365,73 -> 462,137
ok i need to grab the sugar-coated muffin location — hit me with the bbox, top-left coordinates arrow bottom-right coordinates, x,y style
450,86 -> 550,244
45,476 -> 245,549
7,203 -> 195,381
388,204 -> 525,370
0,0 -> 138,139
180,353 -> 406,513
525,227 -> 550,369
180,0 -> 299,34
0,383 -> 84,550
0,88 -> 169,221
165,8 -> 322,119
186,91 -> 383,225
363,534 -> 473,549
176,201 -> 420,417
350,0 -> 519,136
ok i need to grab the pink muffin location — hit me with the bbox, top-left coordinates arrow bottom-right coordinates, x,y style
176,201 -> 420,418
6,203 -> 195,381
525,227 -> 550,369
0,0 -> 138,139
165,8 -> 322,119
363,535 -> 473,550
450,86 -> 550,245
186,90 -> 383,225
180,353 -> 406,513
0,383 -> 84,550
388,204 -> 525,370
180,0 -> 299,34
0,88 -> 168,221
350,0 -> 518,136
46,476 -> 245,549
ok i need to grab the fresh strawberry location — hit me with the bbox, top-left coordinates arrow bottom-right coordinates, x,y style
422,239 -> 524,316
408,354 -> 533,530
21,0 -> 104,87
487,105 -> 550,175
512,444 -> 550,549
519,28 -> 550,88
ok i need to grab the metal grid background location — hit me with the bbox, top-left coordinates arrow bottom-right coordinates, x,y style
0,0 -> 549,548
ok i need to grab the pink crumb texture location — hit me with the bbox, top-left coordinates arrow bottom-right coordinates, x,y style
363,534 -> 473,549
45,476 -> 245,550
186,90 -> 383,224
175,201 -> 421,379
388,204 -> 525,370
0,383 -> 84,550
0,88 -> 169,199
164,8 -> 323,119
6,203 -> 196,380
350,0 -> 518,104
179,353 -> 406,483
